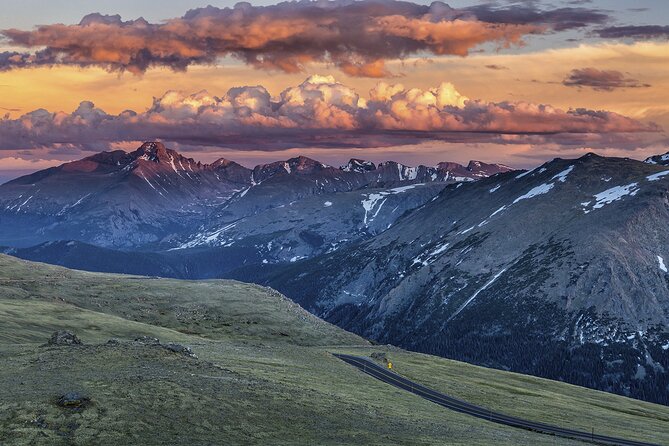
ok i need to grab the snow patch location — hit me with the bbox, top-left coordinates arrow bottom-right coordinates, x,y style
412,241 -> 451,267
361,184 -> 420,225
324,201 -> 333,207
176,222 -> 237,249
646,153 -> 669,165
515,168 -> 534,179
489,185 -> 501,193
448,268 -> 507,321
398,165 -> 419,181
429,242 -> 450,257
551,165 -> 574,183
646,170 -> 669,182
513,183 -> 554,204
658,255 -> 667,273
583,182 -> 639,213
57,193 -> 91,216
490,206 -> 506,218
15,195 -> 33,212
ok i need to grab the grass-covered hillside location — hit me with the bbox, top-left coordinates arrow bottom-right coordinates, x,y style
0,255 -> 667,445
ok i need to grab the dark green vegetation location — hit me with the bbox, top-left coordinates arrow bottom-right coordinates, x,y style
1,255 -> 668,445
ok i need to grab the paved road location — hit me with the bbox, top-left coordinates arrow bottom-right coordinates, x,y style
334,354 -> 661,446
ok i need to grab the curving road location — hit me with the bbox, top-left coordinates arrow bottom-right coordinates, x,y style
334,354 -> 660,446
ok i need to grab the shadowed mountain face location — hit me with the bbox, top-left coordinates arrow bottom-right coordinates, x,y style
254,153 -> 669,405
0,142 -> 511,249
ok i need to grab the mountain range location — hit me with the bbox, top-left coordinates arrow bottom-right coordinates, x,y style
2,142 -> 669,405
0,142 -> 510,255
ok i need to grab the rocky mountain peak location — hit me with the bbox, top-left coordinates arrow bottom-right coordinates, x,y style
252,156 -> 330,183
341,159 -> 377,173
211,158 -> 237,169
132,142 -> 171,163
286,156 -> 329,172
466,160 -> 513,177
437,161 -> 470,177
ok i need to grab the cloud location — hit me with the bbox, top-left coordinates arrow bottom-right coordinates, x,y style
595,25 -> 669,40
0,1 -> 609,77
463,4 -> 609,32
0,75 -> 659,153
485,64 -> 509,70
563,68 -> 651,91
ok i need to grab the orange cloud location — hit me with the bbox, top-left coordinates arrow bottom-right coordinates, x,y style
0,1 -> 603,77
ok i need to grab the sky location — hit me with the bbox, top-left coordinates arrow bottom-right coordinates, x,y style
0,0 -> 668,182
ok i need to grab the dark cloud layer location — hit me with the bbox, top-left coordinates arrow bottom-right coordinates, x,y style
0,0 -> 611,77
464,4 -> 609,31
595,25 -> 669,40
0,76 -> 658,153
563,68 -> 651,91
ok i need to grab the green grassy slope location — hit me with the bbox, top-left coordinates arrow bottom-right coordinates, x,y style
0,255 -> 666,445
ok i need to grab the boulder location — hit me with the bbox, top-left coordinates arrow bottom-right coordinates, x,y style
57,392 -> 91,409
48,331 -> 82,346
163,343 -> 196,358
370,352 -> 388,363
134,336 -> 160,345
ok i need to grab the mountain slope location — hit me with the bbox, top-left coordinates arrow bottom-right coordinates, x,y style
1,255 -> 667,445
256,153 -> 669,405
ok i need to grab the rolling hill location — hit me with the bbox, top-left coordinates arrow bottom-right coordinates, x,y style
1,255 -> 668,445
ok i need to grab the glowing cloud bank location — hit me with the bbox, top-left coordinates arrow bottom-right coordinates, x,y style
0,75 -> 658,153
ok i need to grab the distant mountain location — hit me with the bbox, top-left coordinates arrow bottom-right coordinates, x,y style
0,142 -> 512,249
0,142 -> 251,247
255,153 -> 669,405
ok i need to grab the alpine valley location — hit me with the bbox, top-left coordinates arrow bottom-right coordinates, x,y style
3,142 -> 669,406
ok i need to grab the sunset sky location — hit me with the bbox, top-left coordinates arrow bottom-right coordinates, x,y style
1,0 -> 668,182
